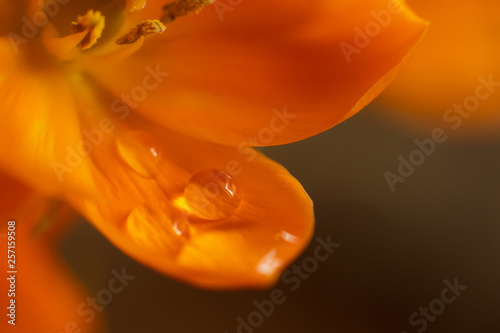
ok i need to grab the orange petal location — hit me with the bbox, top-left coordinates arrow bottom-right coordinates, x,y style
85,0 -> 427,146
0,172 -> 102,332
0,38 -> 97,198
0,167 -> 83,241
40,23 -> 87,61
61,91 -> 314,287
378,0 -> 500,137
0,1 -> 22,34
0,171 -> 45,227
0,239 -> 103,332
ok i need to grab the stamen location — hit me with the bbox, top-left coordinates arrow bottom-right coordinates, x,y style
115,20 -> 166,45
161,0 -> 215,24
126,0 -> 147,12
70,10 -> 106,50
115,0 -> 213,45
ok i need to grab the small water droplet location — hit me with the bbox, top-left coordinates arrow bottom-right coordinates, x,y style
280,230 -> 300,244
125,202 -> 189,251
116,131 -> 162,178
183,169 -> 242,220
256,249 -> 283,276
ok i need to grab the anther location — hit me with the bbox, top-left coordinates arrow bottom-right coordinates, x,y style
161,0 -> 214,24
126,0 -> 147,12
70,10 -> 106,50
115,20 -> 166,45
115,0 -> 214,46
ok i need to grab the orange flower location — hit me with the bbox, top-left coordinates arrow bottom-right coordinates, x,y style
0,0 -> 427,289
379,0 -> 500,138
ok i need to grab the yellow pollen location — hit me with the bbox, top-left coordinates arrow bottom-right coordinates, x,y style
115,0 -> 214,45
115,20 -> 166,45
161,0 -> 214,23
70,10 -> 106,50
126,0 -> 147,12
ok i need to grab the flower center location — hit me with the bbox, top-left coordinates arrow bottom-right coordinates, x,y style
3,0 -> 214,65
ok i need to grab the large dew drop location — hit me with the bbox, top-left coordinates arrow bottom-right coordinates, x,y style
183,169 -> 242,220
116,131 -> 162,178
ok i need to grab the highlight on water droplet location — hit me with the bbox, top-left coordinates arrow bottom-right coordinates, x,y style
115,131 -> 162,178
125,202 -> 189,252
256,249 -> 283,276
280,230 -> 300,244
183,169 -> 242,220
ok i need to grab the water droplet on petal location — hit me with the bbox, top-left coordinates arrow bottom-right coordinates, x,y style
256,249 -> 283,276
116,131 -> 162,178
183,169 -> 242,220
125,202 -> 189,252
280,230 -> 300,244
